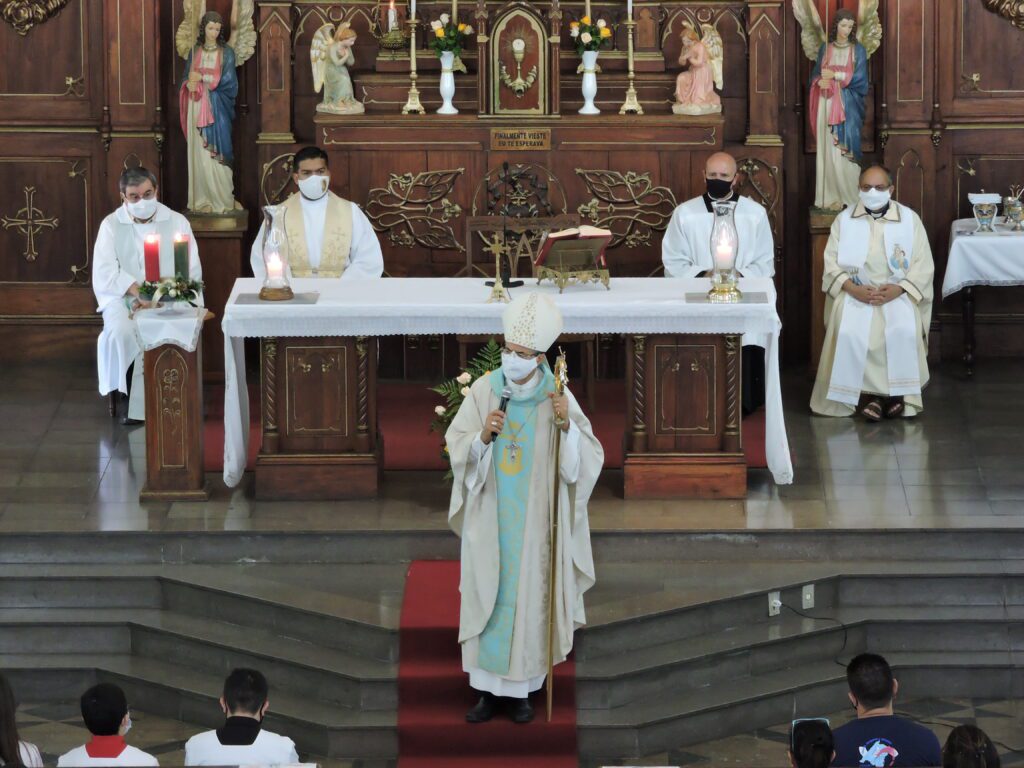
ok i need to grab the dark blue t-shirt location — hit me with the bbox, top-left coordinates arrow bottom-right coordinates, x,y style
832,715 -> 942,767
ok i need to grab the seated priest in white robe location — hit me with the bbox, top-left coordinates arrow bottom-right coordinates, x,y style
92,167 -> 202,425
249,145 -> 383,280
811,165 -> 934,420
661,151 -> 775,279
446,293 -> 603,725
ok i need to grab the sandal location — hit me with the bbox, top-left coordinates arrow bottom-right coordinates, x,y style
885,397 -> 905,419
859,398 -> 883,422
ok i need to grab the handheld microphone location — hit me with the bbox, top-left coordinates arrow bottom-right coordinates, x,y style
493,386 -> 512,440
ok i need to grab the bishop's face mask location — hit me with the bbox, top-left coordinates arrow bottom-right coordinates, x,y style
125,197 -> 158,221
705,177 -> 735,200
501,351 -> 538,382
298,174 -> 330,200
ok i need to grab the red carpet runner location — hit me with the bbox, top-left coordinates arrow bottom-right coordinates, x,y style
398,561 -> 578,768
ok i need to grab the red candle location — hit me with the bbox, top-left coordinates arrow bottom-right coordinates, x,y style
144,234 -> 160,282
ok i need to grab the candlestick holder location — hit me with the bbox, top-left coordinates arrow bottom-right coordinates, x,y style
402,17 -> 426,114
619,17 -> 643,115
258,204 -> 295,301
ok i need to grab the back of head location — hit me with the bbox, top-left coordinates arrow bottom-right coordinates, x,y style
944,725 -> 1000,768
80,683 -> 128,736
847,653 -> 894,710
791,719 -> 834,768
0,671 -> 26,768
223,668 -> 269,716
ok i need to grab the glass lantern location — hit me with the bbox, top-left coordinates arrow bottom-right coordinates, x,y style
1003,194 -> 1023,232
258,204 -> 294,301
707,200 -> 742,303
968,192 -> 1001,233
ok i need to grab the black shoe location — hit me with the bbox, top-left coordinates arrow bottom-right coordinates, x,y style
121,417 -> 144,426
466,693 -> 497,723
510,697 -> 534,724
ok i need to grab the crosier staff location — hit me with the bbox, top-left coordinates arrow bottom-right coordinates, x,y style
546,347 -> 568,722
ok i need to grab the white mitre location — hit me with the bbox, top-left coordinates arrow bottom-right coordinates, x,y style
502,292 -> 563,352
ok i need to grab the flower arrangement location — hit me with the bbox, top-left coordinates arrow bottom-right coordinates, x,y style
139,276 -> 204,306
429,338 -> 503,480
569,15 -> 612,55
428,13 -> 474,57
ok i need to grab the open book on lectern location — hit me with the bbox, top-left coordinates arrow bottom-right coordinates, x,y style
533,225 -> 613,270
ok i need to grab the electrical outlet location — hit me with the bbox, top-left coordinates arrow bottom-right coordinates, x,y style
802,583 -> 815,610
768,590 -> 781,617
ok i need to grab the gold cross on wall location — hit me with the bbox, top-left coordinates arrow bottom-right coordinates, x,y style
2,186 -> 59,261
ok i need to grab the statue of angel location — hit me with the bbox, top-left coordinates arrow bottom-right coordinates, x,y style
312,23 -> 366,115
793,0 -> 881,210
672,22 -> 723,116
175,0 -> 256,214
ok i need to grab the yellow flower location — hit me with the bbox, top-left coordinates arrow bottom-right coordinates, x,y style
458,22 -> 466,31
569,20 -> 579,27
434,27 -> 445,37
599,26 -> 612,37
581,15 -> 591,24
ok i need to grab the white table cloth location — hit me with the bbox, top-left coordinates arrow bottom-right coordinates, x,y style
135,304 -> 206,352
221,277 -> 794,487
942,218 -> 1024,299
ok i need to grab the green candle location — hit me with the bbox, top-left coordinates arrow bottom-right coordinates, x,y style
173,233 -> 189,279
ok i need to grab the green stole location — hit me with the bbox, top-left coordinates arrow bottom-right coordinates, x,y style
477,366 -> 554,676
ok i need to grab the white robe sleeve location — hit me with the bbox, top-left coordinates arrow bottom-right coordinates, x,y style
822,215 -> 850,298
465,436 -> 493,493
559,420 -> 582,484
899,214 -> 934,305
661,205 -> 702,278
340,205 -> 384,279
92,216 -> 137,310
738,205 -> 776,278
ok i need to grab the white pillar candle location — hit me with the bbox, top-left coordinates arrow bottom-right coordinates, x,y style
410,0 -> 416,20
267,251 -> 284,281
627,0 -> 632,17
388,0 -> 398,31
714,243 -> 734,271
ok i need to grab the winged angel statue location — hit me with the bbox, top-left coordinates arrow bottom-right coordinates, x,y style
175,0 -> 256,214
312,22 -> 366,115
793,0 -> 881,210
672,22 -> 723,115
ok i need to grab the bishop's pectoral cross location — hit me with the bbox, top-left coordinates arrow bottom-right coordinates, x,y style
2,186 -> 59,262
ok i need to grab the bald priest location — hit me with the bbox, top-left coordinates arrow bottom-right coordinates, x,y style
446,293 -> 603,724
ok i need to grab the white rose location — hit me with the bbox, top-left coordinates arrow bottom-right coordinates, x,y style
434,405 -> 447,416
430,19 -> 442,30
570,26 -> 579,37
440,12 -> 449,24
596,18 -> 606,27
169,289 -> 178,297
463,24 -> 473,34
460,386 -> 471,398
580,31 -> 592,43
456,371 -> 472,385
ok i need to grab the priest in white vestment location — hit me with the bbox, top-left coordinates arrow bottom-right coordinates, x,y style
92,167 -> 202,425
811,165 -> 934,420
446,293 -> 603,724
249,146 -> 383,280
661,151 -> 775,279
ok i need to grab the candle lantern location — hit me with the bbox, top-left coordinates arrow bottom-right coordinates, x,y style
259,204 -> 294,301
707,200 -> 742,303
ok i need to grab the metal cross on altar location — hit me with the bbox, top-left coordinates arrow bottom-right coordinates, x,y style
2,186 -> 59,262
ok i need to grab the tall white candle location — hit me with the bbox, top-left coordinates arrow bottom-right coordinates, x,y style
714,242 -> 734,271
452,0 -> 457,21
627,0 -> 632,17
585,0 -> 591,17
388,0 -> 398,30
410,0 -> 416,20
267,251 -> 284,281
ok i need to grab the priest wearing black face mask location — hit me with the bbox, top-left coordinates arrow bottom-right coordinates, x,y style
661,151 -> 776,280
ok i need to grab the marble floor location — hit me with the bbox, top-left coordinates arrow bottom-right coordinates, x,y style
16,696 -> 1024,768
1,358 -> 1023,533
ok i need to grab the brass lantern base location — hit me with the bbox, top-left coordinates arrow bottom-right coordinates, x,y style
707,282 -> 742,303
259,285 -> 295,301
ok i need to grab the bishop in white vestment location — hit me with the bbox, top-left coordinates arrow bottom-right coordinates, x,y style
811,165 -> 934,419
93,168 -> 202,424
661,151 -> 775,279
249,146 -> 382,280
446,293 -> 603,724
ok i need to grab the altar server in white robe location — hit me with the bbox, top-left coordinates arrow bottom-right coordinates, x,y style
811,165 -> 934,420
250,145 -> 383,280
661,151 -> 775,279
446,293 -> 603,725
92,167 -> 201,425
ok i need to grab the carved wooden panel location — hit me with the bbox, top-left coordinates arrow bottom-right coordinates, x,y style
942,0 -> 1024,117
286,343 -> 349,437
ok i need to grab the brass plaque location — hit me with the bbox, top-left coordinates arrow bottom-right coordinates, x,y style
490,128 -> 551,151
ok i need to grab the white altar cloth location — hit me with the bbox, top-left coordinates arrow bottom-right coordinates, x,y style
221,277 -> 793,487
942,218 -> 1024,299
135,305 -> 206,352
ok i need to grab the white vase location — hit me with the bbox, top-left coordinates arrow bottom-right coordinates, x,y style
579,49 -> 600,115
437,50 -> 458,115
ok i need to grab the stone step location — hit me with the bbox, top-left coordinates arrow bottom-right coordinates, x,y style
578,652 -> 1024,760
577,605 -> 1024,709
0,653 -> 396,760
0,608 -> 396,710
